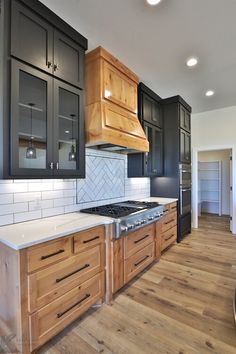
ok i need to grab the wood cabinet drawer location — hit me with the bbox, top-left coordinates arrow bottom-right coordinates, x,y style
124,224 -> 154,259
27,238 -> 72,273
161,226 -> 177,252
124,243 -> 154,284
169,202 -> 177,212
28,244 -> 104,312
162,212 -> 177,233
73,226 -> 105,253
29,272 -> 104,351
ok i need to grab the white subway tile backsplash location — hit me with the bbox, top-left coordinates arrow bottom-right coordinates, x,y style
0,183 -> 28,194
0,149 -> 150,226
42,207 -> 65,218
14,192 -> 41,203
0,214 -> 14,226
0,194 -> 14,205
28,182 -> 53,192
29,199 -> 54,211
0,203 -> 28,216
53,197 -> 74,207
14,210 -> 42,223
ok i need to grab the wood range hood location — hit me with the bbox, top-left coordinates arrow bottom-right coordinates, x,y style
85,47 -> 149,153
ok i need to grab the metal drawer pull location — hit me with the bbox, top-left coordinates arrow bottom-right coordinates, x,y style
134,234 -> 150,244
134,255 -> 149,267
165,233 -> 175,241
57,293 -> 90,318
41,249 -> 65,260
83,236 -> 100,244
165,219 -> 174,225
56,264 -> 90,283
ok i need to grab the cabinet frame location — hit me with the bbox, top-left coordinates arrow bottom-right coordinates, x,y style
10,59 -> 54,177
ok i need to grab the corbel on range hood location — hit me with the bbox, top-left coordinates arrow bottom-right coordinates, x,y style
85,47 -> 149,153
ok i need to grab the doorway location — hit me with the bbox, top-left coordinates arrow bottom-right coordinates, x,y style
197,149 -> 232,231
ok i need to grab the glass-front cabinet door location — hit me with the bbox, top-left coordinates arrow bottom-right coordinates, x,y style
144,123 -> 163,177
11,60 -> 53,177
53,80 -> 84,177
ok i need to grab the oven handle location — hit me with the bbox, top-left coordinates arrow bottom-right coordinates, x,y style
181,188 -> 191,192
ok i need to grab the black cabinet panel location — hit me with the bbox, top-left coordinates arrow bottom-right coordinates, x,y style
178,213 -> 191,242
11,0 -> 53,73
180,105 -> 191,133
53,80 -> 85,177
11,60 -> 54,177
180,129 -> 191,163
54,31 -> 84,89
142,93 -> 162,128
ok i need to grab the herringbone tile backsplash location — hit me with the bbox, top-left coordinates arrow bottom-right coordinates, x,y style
0,148 -> 150,226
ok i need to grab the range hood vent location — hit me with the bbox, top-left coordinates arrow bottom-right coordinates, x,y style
85,47 -> 149,154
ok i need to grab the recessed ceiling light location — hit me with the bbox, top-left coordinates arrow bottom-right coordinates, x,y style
186,57 -> 198,67
146,0 -> 162,5
205,90 -> 215,97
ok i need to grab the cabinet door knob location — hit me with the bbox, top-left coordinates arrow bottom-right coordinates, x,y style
47,61 -> 52,68
49,162 -> 54,169
54,64 -> 58,71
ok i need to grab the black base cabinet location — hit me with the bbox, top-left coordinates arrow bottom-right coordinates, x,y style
150,95 -> 192,242
0,0 -> 87,179
128,83 -> 163,177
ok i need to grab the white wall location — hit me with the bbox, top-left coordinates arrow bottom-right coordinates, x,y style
198,150 -> 231,215
192,105 -> 236,233
0,149 -> 150,227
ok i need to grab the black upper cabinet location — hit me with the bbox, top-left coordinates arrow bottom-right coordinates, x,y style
180,129 -> 191,163
11,0 -> 53,74
144,123 -> 163,176
179,105 -> 191,133
11,0 -> 85,89
10,60 -> 85,178
0,0 -> 87,179
142,92 -> 162,128
128,83 -> 163,178
53,31 -> 84,89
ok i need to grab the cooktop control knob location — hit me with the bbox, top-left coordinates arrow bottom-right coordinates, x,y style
141,219 -> 147,224
127,224 -> 134,230
148,216 -> 154,220
135,220 -> 141,226
121,225 -> 128,232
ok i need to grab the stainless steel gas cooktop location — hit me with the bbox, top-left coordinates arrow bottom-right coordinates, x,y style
80,200 -> 164,238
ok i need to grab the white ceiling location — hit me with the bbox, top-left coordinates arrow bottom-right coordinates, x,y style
41,0 -> 236,113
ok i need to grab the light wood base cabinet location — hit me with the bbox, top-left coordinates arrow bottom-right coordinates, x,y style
161,202 -> 177,252
0,226 -> 105,354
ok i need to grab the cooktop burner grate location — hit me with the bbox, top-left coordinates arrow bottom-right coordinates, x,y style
80,204 -> 141,218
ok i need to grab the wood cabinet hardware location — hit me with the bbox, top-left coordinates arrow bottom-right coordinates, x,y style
53,63 -> 58,71
47,61 -> 52,68
55,264 -> 90,283
57,293 -> 90,318
41,249 -> 65,260
134,234 -> 150,244
83,236 -> 100,244
134,255 -> 149,267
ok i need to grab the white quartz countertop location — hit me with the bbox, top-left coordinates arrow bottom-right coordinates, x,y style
0,197 -> 177,250
0,213 -> 113,250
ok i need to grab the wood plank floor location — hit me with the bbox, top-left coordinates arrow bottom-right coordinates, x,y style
1,215 -> 236,353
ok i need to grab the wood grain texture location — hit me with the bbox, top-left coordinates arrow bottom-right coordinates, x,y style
36,214 -> 236,354
85,46 -> 149,152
